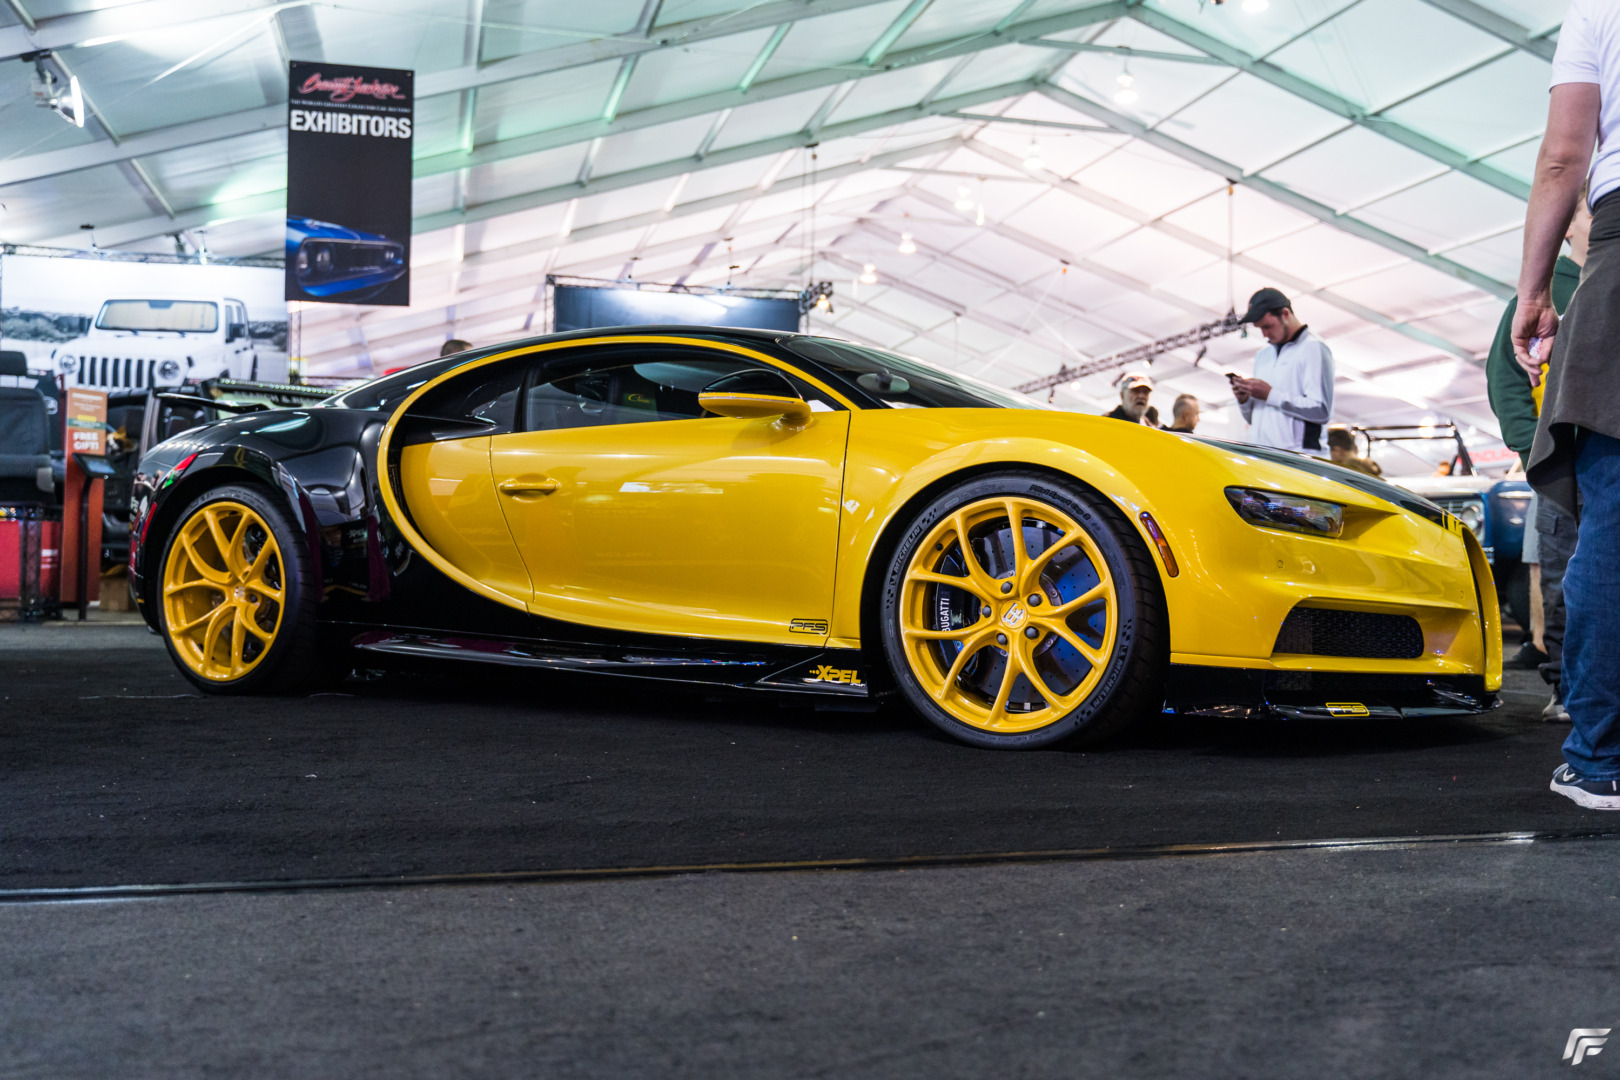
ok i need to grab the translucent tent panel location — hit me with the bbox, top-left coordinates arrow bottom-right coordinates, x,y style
937,43 -> 1067,99
1480,139 -> 1541,186
1061,140 -> 1225,219
1053,34 -> 1234,125
1354,171 -> 1528,252
0,0 -> 1577,451
1141,0 -> 1362,57
465,149 -> 589,206
708,88 -> 830,153
757,1 -> 912,83
1162,73 -> 1349,174
824,62 -> 964,127
592,116 -> 718,175
1446,228 -> 1527,285
1383,51 -> 1553,159
1464,0 -> 1568,37
1256,126 -> 1448,212
300,4 -> 472,75
1091,225 -> 1221,284
140,131 -> 288,210
481,0 -> 647,62
1241,224 -> 1406,287
1160,185 -> 1318,253
71,20 -> 282,136
412,93 -> 471,160
655,0 -> 748,27
1267,0 -> 1509,113
471,60 -> 624,144
617,31 -> 774,113
1000,191 -> 1140,259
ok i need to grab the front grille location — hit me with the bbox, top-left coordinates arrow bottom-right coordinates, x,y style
75,356 -> 161,390
1273,607 -> 1424,659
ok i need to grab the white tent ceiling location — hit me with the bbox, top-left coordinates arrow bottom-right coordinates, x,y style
0,0 -> 1565,446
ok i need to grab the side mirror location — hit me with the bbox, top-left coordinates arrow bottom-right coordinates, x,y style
698,369 -> 812,427
227,324 -> 246,343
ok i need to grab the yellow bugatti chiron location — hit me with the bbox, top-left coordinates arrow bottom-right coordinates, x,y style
131,327 -> 1502,748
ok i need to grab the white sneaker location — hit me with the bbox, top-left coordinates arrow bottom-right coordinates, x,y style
1551,765 -> 1620,810
1542,695 -> 1571,723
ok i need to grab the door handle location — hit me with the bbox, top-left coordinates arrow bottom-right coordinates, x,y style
498,477 -> 560,496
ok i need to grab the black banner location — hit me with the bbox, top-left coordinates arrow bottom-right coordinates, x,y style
285,61 -> 413,307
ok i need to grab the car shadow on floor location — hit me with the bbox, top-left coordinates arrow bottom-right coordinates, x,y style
339,657 -> 1548,763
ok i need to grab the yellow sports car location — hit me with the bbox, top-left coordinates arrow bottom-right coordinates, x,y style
130,327 -> 1502,748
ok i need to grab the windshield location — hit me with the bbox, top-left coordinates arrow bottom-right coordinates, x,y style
96,300 -> 218,333
784,337 -> 1043,410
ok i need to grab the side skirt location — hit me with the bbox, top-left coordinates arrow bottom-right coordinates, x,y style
344,628 -> 873,698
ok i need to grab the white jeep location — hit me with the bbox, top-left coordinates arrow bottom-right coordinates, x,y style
52,296 -> 258,391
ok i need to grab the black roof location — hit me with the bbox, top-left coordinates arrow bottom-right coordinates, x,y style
322,324 -> 811,412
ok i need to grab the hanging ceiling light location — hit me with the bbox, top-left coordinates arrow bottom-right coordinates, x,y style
897,232 -> 917,254
860,262 -> 878,285
955,186 -> 975,212
1113,64 -> 1138,106
26,52 -> 85,128
1023,139 -> 1044,171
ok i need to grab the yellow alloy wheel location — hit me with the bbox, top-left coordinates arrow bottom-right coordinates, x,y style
162,500 -> 286,682
899,496 -> 1119,734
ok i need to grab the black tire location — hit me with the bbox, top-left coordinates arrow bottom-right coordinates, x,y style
155,482 -> 327,695
879,471 -> 1168,749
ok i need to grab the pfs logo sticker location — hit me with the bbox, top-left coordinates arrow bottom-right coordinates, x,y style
811,665 -> 863,686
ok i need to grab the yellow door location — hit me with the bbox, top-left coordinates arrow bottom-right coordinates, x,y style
488,349 -> 849,645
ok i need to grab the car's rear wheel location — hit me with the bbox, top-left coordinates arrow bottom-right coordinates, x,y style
880,472 -> 1167,749
158,483 -> 323,694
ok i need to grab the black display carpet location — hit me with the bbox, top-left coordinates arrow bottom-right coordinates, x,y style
0,643 -> 1598,890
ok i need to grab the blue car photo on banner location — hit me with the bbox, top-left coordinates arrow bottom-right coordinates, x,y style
284,61 -> 413,306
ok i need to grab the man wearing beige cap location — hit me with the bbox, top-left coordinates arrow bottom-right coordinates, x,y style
1104,372 -> 1158,426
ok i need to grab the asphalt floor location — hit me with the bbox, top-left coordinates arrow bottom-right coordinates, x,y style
1,620 -> 1615,1077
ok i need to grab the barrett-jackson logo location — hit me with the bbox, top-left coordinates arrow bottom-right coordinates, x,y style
297,73 -> 407,103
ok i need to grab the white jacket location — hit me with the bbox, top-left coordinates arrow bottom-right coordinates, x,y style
1239,327 -> 1335,451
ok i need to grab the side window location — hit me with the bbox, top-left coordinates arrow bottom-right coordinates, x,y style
522,347 -> 837,434
396,359 -> 524,446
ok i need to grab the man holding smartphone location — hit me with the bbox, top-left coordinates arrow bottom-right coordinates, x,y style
1229,288 -> 1336,452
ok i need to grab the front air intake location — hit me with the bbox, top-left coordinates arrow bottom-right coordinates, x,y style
1273,607 -> 1424,660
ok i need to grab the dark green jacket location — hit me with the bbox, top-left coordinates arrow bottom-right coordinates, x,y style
1487,255 -> 1581,467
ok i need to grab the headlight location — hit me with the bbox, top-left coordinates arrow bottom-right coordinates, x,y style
157,359 -> 182,381
1225,487 -> 1344,538
56,353 -> 78,374
1454,500 -> 1485,535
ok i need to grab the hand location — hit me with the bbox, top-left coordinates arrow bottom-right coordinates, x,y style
1231,381 -> 1250,404
1512,296 -> 1559,387
1243,378 -> 1272,401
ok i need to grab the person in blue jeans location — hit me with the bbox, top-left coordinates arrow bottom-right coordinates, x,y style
1513,0 -> 1620,810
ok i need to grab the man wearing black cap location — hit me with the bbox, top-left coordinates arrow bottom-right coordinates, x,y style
1230,288 -> 1335,452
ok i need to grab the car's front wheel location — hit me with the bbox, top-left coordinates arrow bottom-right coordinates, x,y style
880,472 -> 1168,749
157,483 -> 323,694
